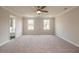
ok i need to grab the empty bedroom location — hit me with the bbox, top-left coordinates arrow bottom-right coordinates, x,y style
0,6 -> 79,53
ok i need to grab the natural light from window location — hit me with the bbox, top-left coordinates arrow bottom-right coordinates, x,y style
27,19 -> 34,30
43,19 -> 50,30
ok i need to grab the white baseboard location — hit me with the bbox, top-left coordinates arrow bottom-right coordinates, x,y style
0,40 -> 10,47
56,34 -> 79,47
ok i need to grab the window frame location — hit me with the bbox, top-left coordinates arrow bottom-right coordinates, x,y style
27,19 -> 34,30
43,19 -> 50,30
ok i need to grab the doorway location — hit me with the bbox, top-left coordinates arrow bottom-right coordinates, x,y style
9,15 -> 16,40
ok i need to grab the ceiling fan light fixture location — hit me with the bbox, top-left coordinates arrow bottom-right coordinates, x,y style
36,10 -> 41,14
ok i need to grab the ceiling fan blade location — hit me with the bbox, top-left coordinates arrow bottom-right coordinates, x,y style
41,6 -> 46,9
41,10 -> 48,13
37,6 -> 41,9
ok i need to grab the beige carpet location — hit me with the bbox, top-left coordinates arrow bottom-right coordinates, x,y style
0,35 -> 79,53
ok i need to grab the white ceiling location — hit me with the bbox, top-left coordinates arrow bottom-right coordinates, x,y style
2,6 -> 76,17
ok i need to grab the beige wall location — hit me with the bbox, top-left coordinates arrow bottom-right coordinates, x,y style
0,7 -> 22,45
23,17 -> 55,35
55,7 -> 79,46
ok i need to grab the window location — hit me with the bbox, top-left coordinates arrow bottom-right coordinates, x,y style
28,19 -> 34,30
43,19 -> 50,30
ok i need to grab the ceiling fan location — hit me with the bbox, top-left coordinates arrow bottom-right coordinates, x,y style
35,6 -> 48,15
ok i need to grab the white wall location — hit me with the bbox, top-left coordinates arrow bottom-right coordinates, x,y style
55,7 -> 79,47
15,16 -> 22,38
0,7 -> 22,45
0,7 -> 11,44
23,17 -> 55,35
